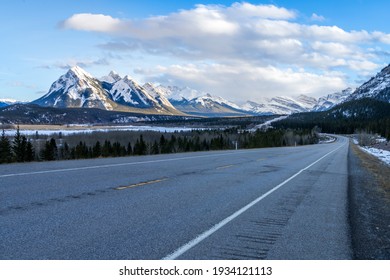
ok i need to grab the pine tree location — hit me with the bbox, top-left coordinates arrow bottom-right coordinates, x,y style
42,138 -> 57,161
0,129 -> 12,163
134,135 -> 147,155
62,142 -> 70,159
151,140 -> 160,154
25,141 -> 34,162
102,140 -> 112,157
93,141 -> 102,158
12,126 -> 25,162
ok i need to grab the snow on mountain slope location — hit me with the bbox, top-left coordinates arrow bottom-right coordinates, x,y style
242,95 -> 317,115
348,64 -> 390,103
152,85 -> 202,102
148,84 -> 248,116
142,83 -> 183,114
171,93 -> 249,116
191,94 -> 243,110
28,65 -> 359,117
106,76 -> 183,115
0,99 -> 19,108
32,66 -> 115,110
100,71 -> 121,84
109,75 -> 156,108
313,88 -> 353,111
31,67 -> 184,115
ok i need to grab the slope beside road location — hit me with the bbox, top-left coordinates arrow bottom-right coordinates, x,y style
0,137 -> 351,259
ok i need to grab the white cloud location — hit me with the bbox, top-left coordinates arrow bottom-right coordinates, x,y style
60,2 -> 390,99
40,57 -> 110,70
228,2 -> 296,19
310,13 -> 325,22
141,63 -> 347,100
61,13 -> 121,33
311,41 -> 353,56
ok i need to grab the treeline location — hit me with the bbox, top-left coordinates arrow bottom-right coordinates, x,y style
274,98 -> 390,140
0,128 -> 34,163
275,114 -> 390,140
0,127 -> 318,163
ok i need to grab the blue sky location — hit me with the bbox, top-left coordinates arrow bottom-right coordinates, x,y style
2,0 -> 390,103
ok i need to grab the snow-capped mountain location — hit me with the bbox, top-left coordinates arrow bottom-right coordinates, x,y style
29,65 -> 357,118
348,64 -> 390,103
152,85 -> 202,102
143,84 -> 250,117
0,99 -> 18,108
32,67 -> 183,115
109,75 -> 158,108
33,66 -> 117,110
100,70 -> 121,84
312,88 -> 354,111
142,83 -> 183,115
171,94 -> 249,117
242,95 -> 318,115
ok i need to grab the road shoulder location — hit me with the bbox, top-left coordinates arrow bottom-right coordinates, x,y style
348,141 -> 390,259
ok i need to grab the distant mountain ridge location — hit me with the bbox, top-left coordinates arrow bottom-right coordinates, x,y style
0,99 -> 19,108
26,65 -> 358,117
0,63 -> 385,119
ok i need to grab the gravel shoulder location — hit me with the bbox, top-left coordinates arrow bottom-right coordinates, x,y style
348,141 -> 390,259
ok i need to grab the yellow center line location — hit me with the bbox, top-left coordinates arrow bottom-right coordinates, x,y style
115,178 -> 168,190
216,164 -> 235,170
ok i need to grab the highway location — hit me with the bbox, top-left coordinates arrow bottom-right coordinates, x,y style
0,136 -> 351,259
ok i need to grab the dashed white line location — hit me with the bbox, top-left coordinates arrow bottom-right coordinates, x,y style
163,143 -> 345,260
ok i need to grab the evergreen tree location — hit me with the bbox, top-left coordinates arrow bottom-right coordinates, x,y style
0,129 -> 12,163
133,138 -> 141,155
133,135 -> 147,155
102,140 -> 112,157
12,126 -> 25,162
93,141 -> 102,158
25,141 -> 34,162
62,142 -> 71,160
151,140 -> 160,154
42,138 -> 57,161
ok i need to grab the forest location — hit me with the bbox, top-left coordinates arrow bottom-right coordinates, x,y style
273,98 -> 390,140
0,126 -> 318,164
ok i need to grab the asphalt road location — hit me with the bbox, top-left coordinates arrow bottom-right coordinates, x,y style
0,136 -> 351,259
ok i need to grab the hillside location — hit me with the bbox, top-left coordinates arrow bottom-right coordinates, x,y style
274,98 -> 390,139
0,104 -> 191,125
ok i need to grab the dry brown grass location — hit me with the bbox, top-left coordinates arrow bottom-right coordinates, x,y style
351,142 -> 390,197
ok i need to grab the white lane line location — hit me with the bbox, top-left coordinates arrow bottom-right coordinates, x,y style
0,150 -> 257,178
162,143 -> 345,260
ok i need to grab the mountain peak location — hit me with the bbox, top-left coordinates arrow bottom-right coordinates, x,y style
68,65 -> 93,79
100,70 -> 122,84
109,70 -> 121,80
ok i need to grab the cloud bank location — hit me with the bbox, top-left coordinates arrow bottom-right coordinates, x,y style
60,2 -> 390,100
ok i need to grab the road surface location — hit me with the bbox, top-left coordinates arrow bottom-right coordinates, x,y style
0,136 -> 351,259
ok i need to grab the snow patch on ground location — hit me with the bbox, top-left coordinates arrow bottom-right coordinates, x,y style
360,146 -> 390,166
318,134 -> 336,143
250,115 -> 288,131
354,135 -> 390,166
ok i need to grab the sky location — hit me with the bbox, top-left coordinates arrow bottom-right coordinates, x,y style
2,0 -> 390,104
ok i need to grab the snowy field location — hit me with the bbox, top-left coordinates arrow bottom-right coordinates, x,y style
2,125 -> 203,136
